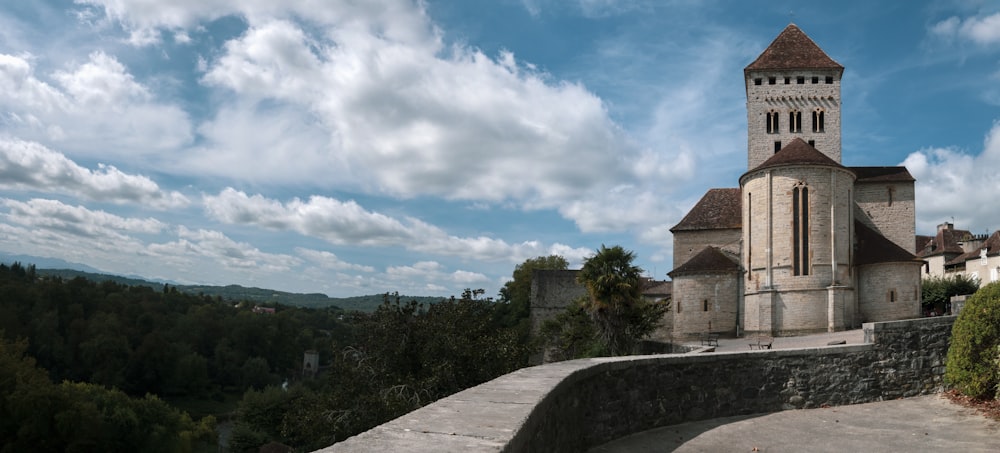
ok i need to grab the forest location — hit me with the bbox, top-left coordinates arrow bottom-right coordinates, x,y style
0,261 -> 535,452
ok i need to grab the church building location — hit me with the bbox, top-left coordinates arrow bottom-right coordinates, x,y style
668,24 -> 923,337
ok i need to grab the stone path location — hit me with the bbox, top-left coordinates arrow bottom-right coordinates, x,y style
591,394 -> 1000,452
691,329 -> 865,353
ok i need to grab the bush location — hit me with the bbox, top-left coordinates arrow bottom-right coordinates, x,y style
945,281 -> 1000,400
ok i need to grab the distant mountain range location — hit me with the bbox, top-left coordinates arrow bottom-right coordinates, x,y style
1,252 -> 444,312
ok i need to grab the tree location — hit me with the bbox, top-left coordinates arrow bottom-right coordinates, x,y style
946,282 -> 999,400
922,274 -> 979,314
577,245 -> 668,356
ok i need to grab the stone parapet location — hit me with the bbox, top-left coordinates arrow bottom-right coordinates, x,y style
316,316 -> 955,453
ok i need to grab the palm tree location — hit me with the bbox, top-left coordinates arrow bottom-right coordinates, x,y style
577,245 -> 645,356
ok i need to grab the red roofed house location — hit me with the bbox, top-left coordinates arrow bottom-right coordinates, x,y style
668,24 -> 923,338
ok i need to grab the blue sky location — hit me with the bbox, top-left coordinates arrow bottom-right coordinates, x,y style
1,0 -> 999,298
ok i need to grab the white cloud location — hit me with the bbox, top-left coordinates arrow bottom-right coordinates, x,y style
0,198 -> 165,244
0,51 -> 192,158
0,138 -> 188,208
930,13 -> 1000,45
386,260 -> 490,288
903,121 -> 1000,233
203,188 -> 592,263
296,247 -> 375,272
149,226 -> 301,272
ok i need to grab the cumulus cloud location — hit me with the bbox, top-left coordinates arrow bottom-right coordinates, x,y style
296,247 -> 375,272
930,12 -> 1000,45
0,51 -> 192,158
903,121 -> 1000,233
1,198 -> 164,252
386,261 -> 490,289
203,188 -> 591,263
149,226 -> 301,272
0,138 -> 188,208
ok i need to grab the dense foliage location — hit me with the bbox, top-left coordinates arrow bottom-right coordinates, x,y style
946,282 -> 1000,400
577,245 -> 669,356
922,274 -> 979,313
0,335 -> 215,453
233,290 -> 533,450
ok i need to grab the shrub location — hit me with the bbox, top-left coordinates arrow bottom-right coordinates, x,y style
945,281 -> 1000,400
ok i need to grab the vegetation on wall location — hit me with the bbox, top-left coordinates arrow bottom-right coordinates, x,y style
922,274 -> 979,313
541,246 -> 668,359
946,282 -> 999,401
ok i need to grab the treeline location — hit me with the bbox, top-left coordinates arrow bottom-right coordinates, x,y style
0,262 -> 538,451
0,262 -> 348,398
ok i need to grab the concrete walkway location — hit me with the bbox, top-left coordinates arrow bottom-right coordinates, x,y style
591,394 -> 1000,452
689,329 -> 865,353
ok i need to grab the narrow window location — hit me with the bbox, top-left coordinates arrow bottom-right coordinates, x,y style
774,141 -> 781,153
793,185 -> 810,276
789,110 -> 802,133
808,139 -> 816,148
784,77 -> 790,84
811,76 -> 819,84
889,290 -> 896,303
797,76 -> 804,84
825,76 -> 833,84
767,111 -> 780,134
768,76 -> 776,85
703,299 -> 709,311
887,187 -> 894,207
677,300 -> 682,313
754,78 -> 762,85
812,110 -> 825,132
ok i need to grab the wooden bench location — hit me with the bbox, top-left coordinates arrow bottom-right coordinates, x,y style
700,333 -> 719,347
748,336 -> 773,350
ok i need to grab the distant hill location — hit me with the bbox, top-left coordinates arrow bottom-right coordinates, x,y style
5,257 -> 443,312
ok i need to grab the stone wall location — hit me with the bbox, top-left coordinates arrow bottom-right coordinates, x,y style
672,272 -> 740,337
854,181 -> 916,253
317,316 -> 955,453
857,262 -> 922,322
672,228 -> 741,270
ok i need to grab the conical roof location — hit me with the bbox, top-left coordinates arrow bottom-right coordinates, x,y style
747,138 -> 845,174
745,24 -> 843,74
668,246 -> 739,277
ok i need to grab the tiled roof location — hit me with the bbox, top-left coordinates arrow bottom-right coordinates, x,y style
855,221 -> 922,265
917,226 -> 973,258
668,246 -> 739,277
642,280 -> 672,297
747,138 -> 846,174
745,24 -> 843,74
670,188 -> 741,232
944,230 -> 1000,266
851,166 -> 915,183
915,235 -> 934,253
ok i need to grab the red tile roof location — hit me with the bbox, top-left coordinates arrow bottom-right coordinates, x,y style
745,24 -> 843,74
851,166 -> 915,183
670,188 -> 741,232
854,221 -> 922,265
668,246 -> 740,277
917,226 -> 974,258
746,138 -> 846,174
944,230 -> 1000,266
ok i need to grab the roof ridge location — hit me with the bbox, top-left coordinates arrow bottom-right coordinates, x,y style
745,24 -> 843,74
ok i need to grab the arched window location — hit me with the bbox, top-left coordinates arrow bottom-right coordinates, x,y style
766,111 -> 780,134
792,184 -> 810,276
812,109 -> 825,132
789,110 -> 802,133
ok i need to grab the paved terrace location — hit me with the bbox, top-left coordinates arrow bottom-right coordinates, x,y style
318,318 -> 1000,452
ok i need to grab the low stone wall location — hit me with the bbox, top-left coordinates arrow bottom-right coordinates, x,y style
316,316 -> 955,453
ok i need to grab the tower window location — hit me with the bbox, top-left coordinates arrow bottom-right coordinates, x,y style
793,185 -> 810,276
797,76 -> 804,84
888,289 -> 897,303
768,77 -> 776,85
812,110 -> 825,132
784,77 -> 790,84
774,141 -> 781,153
703,299 -> 709,311
767,111 -> 780,134
811,76 -> 819,84
677,300 -> 682,313
754,78 -> 762,85
825,76 -> 833,84
789,110 -> 802,133
808,139 -> 815,148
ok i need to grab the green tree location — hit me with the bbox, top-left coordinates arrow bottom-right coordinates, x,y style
538,297 -> 605,361
922,274 -> 979,313
946,282 -> 999,400
577,245 -> 668,356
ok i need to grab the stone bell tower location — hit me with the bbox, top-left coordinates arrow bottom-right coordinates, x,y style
744,24 -> 844,169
